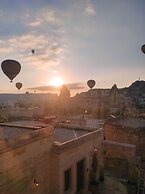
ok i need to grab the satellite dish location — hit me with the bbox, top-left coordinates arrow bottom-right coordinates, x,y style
87,79 -> 96,89
1,59 -> 21,82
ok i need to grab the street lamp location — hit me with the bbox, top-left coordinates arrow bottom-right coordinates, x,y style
34,179 -> 39,187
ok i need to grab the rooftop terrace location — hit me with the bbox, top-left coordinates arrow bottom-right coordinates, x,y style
0,125 -> 33,139
106,118 -> 145,129
0,120 -> 48,139
0,119 -> 100,147
54,127 -> 89,143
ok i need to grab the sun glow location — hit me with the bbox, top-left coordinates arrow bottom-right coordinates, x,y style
49,77 -> 64,87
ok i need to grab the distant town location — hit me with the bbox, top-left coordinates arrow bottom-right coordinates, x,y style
0,80 -> 145,121
0,80 -> 145,194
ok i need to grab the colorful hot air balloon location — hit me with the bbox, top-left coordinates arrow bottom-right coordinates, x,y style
16,82 -> 22,90
1,59 -> 21,82
87,79 -> 96,89
141,45 -> 145,54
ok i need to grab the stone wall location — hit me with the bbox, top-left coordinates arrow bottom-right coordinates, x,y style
104,140 -> 138,181
0,107 -> 43,119
0,127 -> 53,194
104,123 -> 145,160
58,117 -> 87,127
104,140 -> 136,161
0,126 -> 104,194
50,129 -> 104,194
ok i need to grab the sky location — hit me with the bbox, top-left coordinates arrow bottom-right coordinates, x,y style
0,0 -> 145,96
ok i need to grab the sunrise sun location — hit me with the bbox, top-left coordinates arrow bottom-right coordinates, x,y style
49,77 -> 64,87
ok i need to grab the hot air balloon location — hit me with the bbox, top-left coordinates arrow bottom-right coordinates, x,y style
1,59 -> 21,82
141,45 -> 145,54
16,82 -> 22,90
87,80 -> 96,89
31,49 -> 35,54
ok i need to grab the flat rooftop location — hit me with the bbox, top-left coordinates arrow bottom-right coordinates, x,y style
0,120 -> 48,139
106,118 -> 145,129
54,127 -> 89,143
3,120 -> 48,128
0,120 -> 97,143
86,118 -> 104,128
0,125 -> 33,139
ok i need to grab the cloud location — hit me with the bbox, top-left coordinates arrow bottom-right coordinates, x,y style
85,1 -> 96,16
26,9 -> 61,28
52,70 -> 58,73
27,82 -> 86,92
0,32 -> 65,69
66,82 -> 85,90
43,10 -> 60,24
28,20 -> 42,27
28,85 -> 59,92
0,5 -> 66,71
0,47 -> 14,54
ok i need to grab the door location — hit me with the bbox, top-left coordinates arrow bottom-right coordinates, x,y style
77,159 -> 84,192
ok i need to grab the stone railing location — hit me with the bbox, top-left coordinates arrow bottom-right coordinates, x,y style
0,126 -> 54,153
56,123 -> 99,132
53,128 -> 103,152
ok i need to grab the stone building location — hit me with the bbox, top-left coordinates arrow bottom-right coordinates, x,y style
104,117 -> 145,183
0,122 -> 53,194
0,120 -> 104,194
0,107 -> 43,120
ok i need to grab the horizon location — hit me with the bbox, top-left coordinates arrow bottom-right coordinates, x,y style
0,78 -> 144,97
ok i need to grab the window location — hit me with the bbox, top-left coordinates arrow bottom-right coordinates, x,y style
64,168 -> 71,191
77,159 -> 84,191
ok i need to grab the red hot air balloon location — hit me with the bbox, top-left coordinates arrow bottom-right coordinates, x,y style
1,59 -> 21,82
141,45 -> 145,54
87,80 -> 96,89
16,82 -> 22,90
